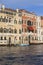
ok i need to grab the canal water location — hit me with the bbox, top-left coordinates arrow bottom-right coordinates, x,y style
0,45 -> 43,65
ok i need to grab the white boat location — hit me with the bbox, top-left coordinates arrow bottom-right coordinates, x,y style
20,44 -> 29,46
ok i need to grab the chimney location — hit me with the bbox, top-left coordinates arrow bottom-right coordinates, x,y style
16,9 -> 19,12
1,4 -> 5,10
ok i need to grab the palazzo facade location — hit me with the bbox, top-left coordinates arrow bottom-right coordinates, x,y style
0,5 -> 43,45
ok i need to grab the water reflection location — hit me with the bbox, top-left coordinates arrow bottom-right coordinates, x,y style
0,45 -> 43,65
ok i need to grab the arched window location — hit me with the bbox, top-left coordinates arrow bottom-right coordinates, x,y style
0,17 -> 1,21
0,27 -> 3,33
9,28 -> 13,33
0,16 -> 3,22
3,17 -> 6,22
19,29 -> 21,34
32,37 -> 34,40
35,37 -> 38,40
4,28 -> 8,33
4,37 -> 6,40
14,19 -> 17,24
9,18 -> 11,23
6,18 -> 8,22
25,28 -> 27,32
25,37 -> 28,41
1,36 -> 3,40
19,37 -> 21,40
22,20 -> 23,24
14,29 -> 17,33
6,17 -> 8,22
27,20 -> 32,26
19,19 -> 22,24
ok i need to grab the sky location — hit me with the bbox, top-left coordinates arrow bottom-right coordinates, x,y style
0,0 -> 43,16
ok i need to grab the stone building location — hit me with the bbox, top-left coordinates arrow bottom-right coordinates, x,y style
0,4 -> 42,45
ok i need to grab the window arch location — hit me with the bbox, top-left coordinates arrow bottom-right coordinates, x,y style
4,28 -> 8,33
19,29 -> 21,34
14,19 -> 17,24
14,29 -> 17,33
27,20 -> 32,26
19,19 -> 22,24
1,36 -> 3,40
4,37 -> 6,40
0,27 -> 3,33
9,28 -> 13,33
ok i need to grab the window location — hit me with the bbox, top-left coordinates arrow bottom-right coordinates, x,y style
25,37 -> 28,41
27,20 -> 32,26
18,13 -> 22,17
19,37 -> 21,40
0,16 -> 3,22
25,28 -> 27,32
0,16 -> 8,23
3,17 -> 6,22
35,30 -> 37,33
28,30 -> 30,32
0,18 -> 1,21
32,30 -> 34,33
24,20 -> 26,24
1,37 -> 3,40
14,36 -> 17,39
41,32 -> 43,35
4,37 -> 6,40
19,29 -> 21,34
5,11 -> 9,14
14,29 -> 17,33
31,22 -> 33,25
35,37 -> 38,40
9,28 -> 13,33
32,37 -> 34,40
14,19 -> 17,24
6,19 -> 8,22
9,18 -> 11,23
14,13 -> 16,15
22,20 -> 23,24
5,11 -> 13,15
0,27 -> 3,33
34,22 -> 36,25
19,19 -> 22,24
2,18 -> 5,22
4,28 -> 8,33
22,28 -> 23,32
